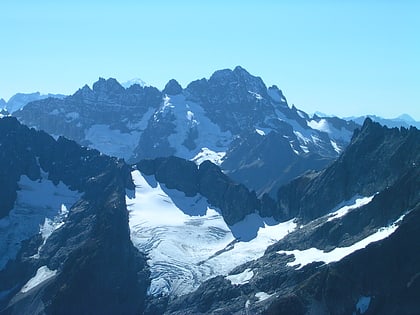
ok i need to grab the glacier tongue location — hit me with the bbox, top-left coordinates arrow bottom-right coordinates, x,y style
126,170 -> 297,296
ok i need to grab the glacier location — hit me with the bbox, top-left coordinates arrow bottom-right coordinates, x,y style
126,170 -> 296,296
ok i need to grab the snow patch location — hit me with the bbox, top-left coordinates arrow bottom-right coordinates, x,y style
248,91 -> 263,100
32,204 -> 70,259
255,129 -> 265,136
330,140 -> 342,154
245,299 -> 251,309
289,141 -> 300,155
255,291 -> 274,302
297,110 -> 307,119
355,296 -> 371,314
192,147 -> 226,166
294,130 -> 311,145
307,119 -> 331,133
121,78 -> 147,88
127,170 -> 296,296
226,268 -> 254,285
307,118 -> 353,142
0,174 -> 81,270
20,266 -> 57,293
278,214 -> 405,269
327,195 -> 375,222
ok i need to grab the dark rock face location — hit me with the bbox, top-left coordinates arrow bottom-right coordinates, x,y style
222,131 -> 332,196
198,161 -> 259,225
165,276 -> 242,315
293,203 -> 420,315
275,118 -> 420,222
186,66 -> 279,134
0,117 -> 149,315
163,79 -> 183,95
137,156 -> 199,196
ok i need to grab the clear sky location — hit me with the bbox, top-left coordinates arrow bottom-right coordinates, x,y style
1,1 -> 419,119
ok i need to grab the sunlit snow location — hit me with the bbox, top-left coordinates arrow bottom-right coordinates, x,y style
307,119 -> 331,133
278,214 -> 405,269
307,118 -> 353,142
330,139 -> 342,154
126,170 -> 296,296
20,266 -> 57,293
255,291 -> 274,302
192,147 -> 226,166
255,129 -> 265,136
225,268 -> 254,285
327,195 -> 375,222
248,91 -> 263,100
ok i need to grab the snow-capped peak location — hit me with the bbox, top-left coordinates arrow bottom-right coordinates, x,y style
121,78 -> 148,88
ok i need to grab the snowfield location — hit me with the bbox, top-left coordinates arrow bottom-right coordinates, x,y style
126,170 -> 296,296
0,172 -> 81,270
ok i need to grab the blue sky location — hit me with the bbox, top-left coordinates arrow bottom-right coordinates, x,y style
1,1 -> 419,119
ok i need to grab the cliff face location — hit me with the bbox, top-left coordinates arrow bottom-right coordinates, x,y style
276,118 -> 420,222
0,117 -> 149,315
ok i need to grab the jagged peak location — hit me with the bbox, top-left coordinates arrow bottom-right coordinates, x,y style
233,65 -> 251,76
73,84 -> 93,97
209,66 -> 267,94
267,85 -> 287,105
163,79 -> 183,95
92,77 -> 124,94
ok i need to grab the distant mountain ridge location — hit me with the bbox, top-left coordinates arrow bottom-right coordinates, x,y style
1,92 -> 66,114
14,66 -> 359,195
340,113 -> 420,129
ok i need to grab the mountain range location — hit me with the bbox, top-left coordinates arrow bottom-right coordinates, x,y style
13,67 -> 359,196
0,93 -> 66,115
0,67 -> 419,314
